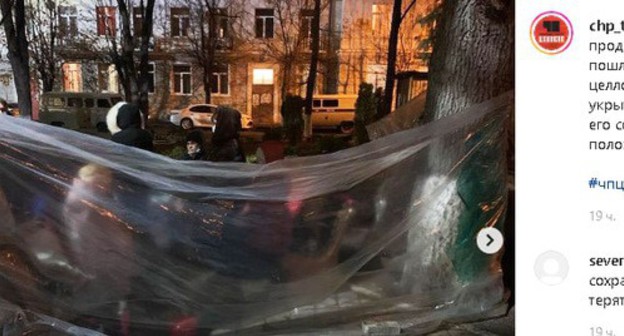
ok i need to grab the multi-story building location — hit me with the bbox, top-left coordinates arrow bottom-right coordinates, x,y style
339,0 -> 434,96
19,0 -> 433,126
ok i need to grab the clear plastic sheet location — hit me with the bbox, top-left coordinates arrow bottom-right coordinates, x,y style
0,92 -> 512,335
366,92 -> 427,141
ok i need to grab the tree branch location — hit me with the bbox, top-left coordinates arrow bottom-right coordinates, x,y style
401,0 -> 417,22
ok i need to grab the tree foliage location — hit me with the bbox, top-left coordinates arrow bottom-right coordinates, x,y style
97,0 -> 156,116
380,0 -> 418,118
280,94 -> 304,144
177,0 -> 247,104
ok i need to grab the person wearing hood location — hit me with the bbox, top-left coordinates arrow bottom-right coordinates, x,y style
208,106 -> 245,162
106,102 -> 154,151
0,99 -> 13,116
182,130 -> 207,160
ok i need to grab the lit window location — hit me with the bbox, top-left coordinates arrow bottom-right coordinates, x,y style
63,63 -> 82,92
253,68 -> 274,85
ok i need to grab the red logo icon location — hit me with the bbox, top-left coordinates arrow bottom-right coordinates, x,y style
530,11 -> 573,55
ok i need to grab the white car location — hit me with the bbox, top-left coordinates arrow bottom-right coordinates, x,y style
169,104 -> 253,130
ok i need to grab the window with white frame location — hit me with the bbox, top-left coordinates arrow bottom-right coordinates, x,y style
98,64 -> 110,92
210,8 -> 229,39
173,64 -> 192,94
97,64 -> 118,93
366,64 -> 387,89
171,7 -> 190,37
59,6 -> 78,38
255,8 -> 274,39
210,64 -> 229,95
96,6 -> 116,36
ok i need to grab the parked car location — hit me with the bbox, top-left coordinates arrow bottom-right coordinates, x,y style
169,104 -> 253,130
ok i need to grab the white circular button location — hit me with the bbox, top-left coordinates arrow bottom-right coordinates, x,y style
476,227 -> 504,254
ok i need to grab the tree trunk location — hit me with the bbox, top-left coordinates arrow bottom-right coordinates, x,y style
401,0 -> 514,294
280,61 -> 292,103
303,0 -> 321,138
422,0 -> 514,121
1,0 -> 32,118
324,0 -> 341,94
203,9 -> 216,105
137,0 -> 155,116
380,0 -> 403,117
203,65 -> 212,104
113,0 -> 155,118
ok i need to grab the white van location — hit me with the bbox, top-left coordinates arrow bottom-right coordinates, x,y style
311,94 -> 357,133
39,92 -> 123,132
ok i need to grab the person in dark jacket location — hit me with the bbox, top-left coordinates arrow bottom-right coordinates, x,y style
0,99 -> 12,116
106,102 -> 153,151
182,130 -> 207,160
208,106 -> 245,162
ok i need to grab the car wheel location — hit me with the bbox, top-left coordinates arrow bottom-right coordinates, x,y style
181,118 -> 194,130
339,122 -> 354,134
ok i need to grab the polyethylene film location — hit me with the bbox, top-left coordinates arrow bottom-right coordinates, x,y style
0,92 -> 512,335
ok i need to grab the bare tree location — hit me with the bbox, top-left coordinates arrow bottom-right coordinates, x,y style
302,0 -> 321,139
96,0 -> 156,115
26,0 -> 63,92
339,17 -> 371,94
338,2 -> 426,96
179,0 -> 245,104
0,0 -> 32,118
256,0 -> 319,102
380,0 -> 417,117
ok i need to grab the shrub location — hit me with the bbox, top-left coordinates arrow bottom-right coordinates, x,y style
163,146 -> 186,159
281,95 -> 305,145
354,83 -> 377,144
318,135 -> 348,154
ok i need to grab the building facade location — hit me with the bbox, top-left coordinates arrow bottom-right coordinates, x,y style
18,0 -> 433,125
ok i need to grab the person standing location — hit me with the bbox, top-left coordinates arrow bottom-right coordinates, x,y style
208,106 -> 245,162
0,99 -> 12,116
182,131 -> 207,160
106,102 -> 154,151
